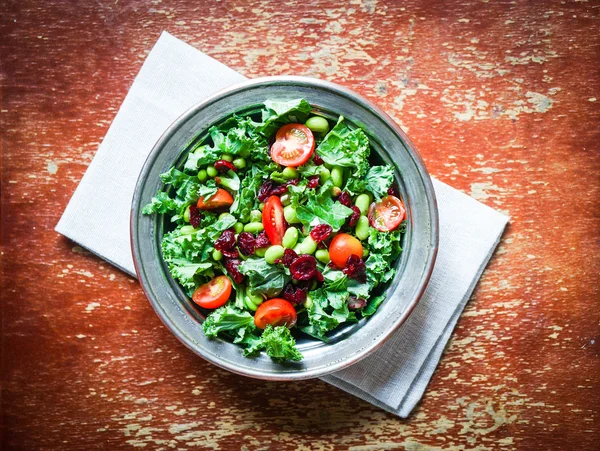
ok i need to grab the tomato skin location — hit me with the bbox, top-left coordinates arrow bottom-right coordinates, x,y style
329,233 -> 363,269
270,124 -> 315,167
192,275 -> 232,309
368,195 -> 406,232
197,188 -> 234,210
262,196 -> 286,245
254,298 -> 297,329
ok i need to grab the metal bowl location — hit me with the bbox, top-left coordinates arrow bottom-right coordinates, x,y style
131,76 -> 438,380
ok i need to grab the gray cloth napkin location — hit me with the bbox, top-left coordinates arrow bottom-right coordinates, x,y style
56,31 -> 508,417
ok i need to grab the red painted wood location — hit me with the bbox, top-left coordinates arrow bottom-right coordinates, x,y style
1,0 -> 598,449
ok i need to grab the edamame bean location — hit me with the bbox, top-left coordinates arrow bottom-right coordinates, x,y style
319,166 -> 331,183
244,222 -> 264,233
331,186 -> 342,197
304,294 -> 313,309
283,205 -> 300,224
282,167 -> 299,180
280,194 -> 291,206
265,245 -> 285,264
212,249 -> 223,261
331,166 -> 344,188
233,157 -> 246,169
234,222 -> 244,234
363,248 -> 369,258
197,169 -> 208,182
355,215 -> 370,241
315,249 -> 331,264
305,116 -> 330,134
221,153 -> 233,162
258,202 -> 265,211
294,236 -> 317,255
180,225 -> 196,235
244,296 -> 258,311
250,209 -> 262,222
282,227 -> 299,249
183,205 -> 191,222
255,247 -> 267,257
246,287 -> 263,307
355,194 -> 371,215
206,166 -> 218,178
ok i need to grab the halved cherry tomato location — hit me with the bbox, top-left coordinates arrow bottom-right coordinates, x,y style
262,195 -> 286,245
270,123 -> 315,167
368,195 -> 406,232
254,298 -> 297,329
192,275 -> 232,309
197,188 -> 234,210
329,233 -> 363,269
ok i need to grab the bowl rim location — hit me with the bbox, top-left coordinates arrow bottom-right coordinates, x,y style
131,75 -> 439,380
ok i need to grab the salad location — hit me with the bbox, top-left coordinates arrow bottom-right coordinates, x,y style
143,99 -> 406,362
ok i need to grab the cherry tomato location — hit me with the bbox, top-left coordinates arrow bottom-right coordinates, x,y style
197,188 -> 234,210
192,275 -> 232,309
329,233 -> 363,269
254,298 -> 297,329
368,195 -> 406,232
262,195 -> 286,245
270,123 -> 315,167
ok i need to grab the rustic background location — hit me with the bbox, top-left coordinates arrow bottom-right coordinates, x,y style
1,0 -> 599,449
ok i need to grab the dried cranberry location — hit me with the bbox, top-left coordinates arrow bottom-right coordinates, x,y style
221,248 -> 239,258
189,204 -> 201,229
290,255 -> 317,281
276,248 -> 298,267
310,224 -> 332,242
271,178 -> 299,196
348,296 -> 367,310
282,284 -> 307,305
315,270 -> 324,283
317,241 -> 327,250
255,231 -> 270,249
214,159 -> 236,173
347,206 -> 361,227
313,153 -> 324,165
215,229 -> 236,252
337,191 -> 352,207
257,180 -> 276,202
223,258 -> 244,283
307,175 -> 320,189
343,254 -> 367,283
388,185 -> 399,197
237,232 -> 256,256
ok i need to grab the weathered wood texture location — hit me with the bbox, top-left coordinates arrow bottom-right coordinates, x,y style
1,0 -> 599,449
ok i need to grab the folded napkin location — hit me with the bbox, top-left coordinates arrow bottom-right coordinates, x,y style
56,31 -> 508,417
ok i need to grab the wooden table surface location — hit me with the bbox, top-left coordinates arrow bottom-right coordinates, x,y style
2,0 -> 599,449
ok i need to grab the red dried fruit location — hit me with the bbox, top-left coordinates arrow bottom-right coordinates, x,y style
310,224 -> 333,242
317,241 -> 327,250
348,296 -> 367,310
214,160 -> 236,173
388,185 -> 399,197
255,231 -> 271,249
307,175 -> 320,189
337,191 -> 352,207
189,204 -> 201,229
313,153 -> 324,165
237,232 -> 256,256
276,248 -> 298,267
347,206 -> 361,227
215,229 -> 236,252
221,248 -> 239,258
343,254 -> 367,283
282,284 -> 307,305
315,270 -> 324,283
223,258 -> 244,284
290,255 -> 317,281
271,178 -> 299,196
258,180 -> 276,202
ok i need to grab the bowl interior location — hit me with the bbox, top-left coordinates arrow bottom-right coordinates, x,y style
131,77 -> 438,380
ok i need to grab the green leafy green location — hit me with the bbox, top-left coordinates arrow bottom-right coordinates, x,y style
296,180 -> 353,231
365,165 -> 394,201
203,304 -> 255,338
255,325 -> 303,362
255,99 -> 312,136
316,116 -> 370,177
142,192 -> 178,214
238,258 -> 291,298
363,294 -> 386,317
301,288 -> 354,339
